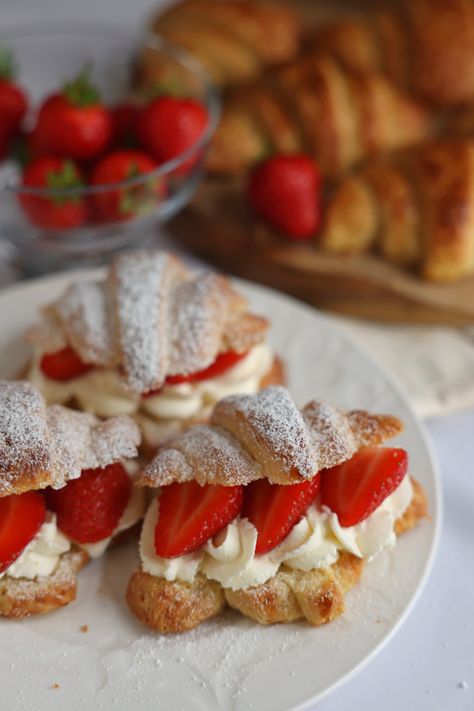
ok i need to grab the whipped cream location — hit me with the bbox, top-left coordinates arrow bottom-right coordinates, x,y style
140,476 -> 413,591
0,513 -> 70,581
29,343 -> 273,424
79,485 -> 146,558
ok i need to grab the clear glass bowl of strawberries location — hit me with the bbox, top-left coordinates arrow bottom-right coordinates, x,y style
0,26 -> 219,273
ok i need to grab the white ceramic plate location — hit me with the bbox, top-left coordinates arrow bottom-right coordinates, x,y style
0,271 -> 440,711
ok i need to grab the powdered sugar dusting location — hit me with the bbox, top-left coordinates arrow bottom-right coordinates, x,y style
55,281 -> 115,365
143,387 -> 403,487
143,425 -> 262,487
215,386 -> 317,480
114,252 -> 176,393
0,380 -> 51,496
47,406 -> 140,489
169,273 -> 234,376
31,250 -> 268,395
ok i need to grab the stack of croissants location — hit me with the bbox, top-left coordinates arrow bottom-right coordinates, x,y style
140,0 -> 474,283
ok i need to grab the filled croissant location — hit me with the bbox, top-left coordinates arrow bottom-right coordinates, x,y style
137,0 -> 302,91
207,52 -> 432,178
321,140 -> 474,282
311,0 -> 474,107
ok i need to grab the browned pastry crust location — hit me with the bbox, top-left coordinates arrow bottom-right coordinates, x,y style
127,477 -> 427,633
140,387 -> 403,488
321,140 -> 474,282
139,0 -> 302,90
30,251 -> 270,396
0,548 -> 89,619
0,381 -> 140,497
126,572 -> 225,633
208,53 -> 431,178
311,1 -> 474,107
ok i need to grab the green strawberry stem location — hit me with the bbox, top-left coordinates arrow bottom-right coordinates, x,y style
62,63 -> 101,107
0,48 -> 18,81
119,164 -> 159,217
146,80 -> 185,101
46,161 -> 84,204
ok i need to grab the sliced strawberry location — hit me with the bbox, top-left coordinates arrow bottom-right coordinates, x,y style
143,350 -> 248,397
46,463 -> 131,544
0,491 -> 46,573
40,346 -> 93,382
154,481 -> 243,558
320,446 -> 408,528
242,475 -> 321,555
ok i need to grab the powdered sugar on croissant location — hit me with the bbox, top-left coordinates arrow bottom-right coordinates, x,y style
0,381 -> 140,497
140,386 -> 403,487
29,251 -> 269,395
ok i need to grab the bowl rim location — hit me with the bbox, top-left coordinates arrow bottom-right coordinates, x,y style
0,23 -> 221,198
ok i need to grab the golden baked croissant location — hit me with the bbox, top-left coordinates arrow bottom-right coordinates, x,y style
137,0 -> 302,90
207,53 -> 432,178
321,140 -> 474,282
127,387 -> 427,633
311,0 -> 474,107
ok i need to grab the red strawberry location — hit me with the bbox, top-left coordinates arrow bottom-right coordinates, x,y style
46,463 -> 131,544
154,481 -> 243,558
242,475 -> 321,554
20,156 -> 87,230
247,154 -> 321,240
110,103 -> 140,147
320,447 -> 408,528
34,65 -> 111,161
40,346 -> 93,381
0,49 -> 28,141
0,492 -> 46,573
137,96 -> 208,171
143,350 -> 248,396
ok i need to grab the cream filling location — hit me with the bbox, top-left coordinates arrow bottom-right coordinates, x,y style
140,476 -> 413,591
0,513 -> 70,581
29,343 -> 274,423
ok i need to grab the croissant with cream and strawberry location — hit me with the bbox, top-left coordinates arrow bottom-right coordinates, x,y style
0,380 -> 143,618
27,250 -> 283,455
126,386 -> 428,633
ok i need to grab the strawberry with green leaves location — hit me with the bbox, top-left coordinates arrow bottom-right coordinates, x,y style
19,156 -> 87,229
90,149 -> 164,223
0,48 -> 28,158
34,64 -> 111,161
137,96 -> 208,173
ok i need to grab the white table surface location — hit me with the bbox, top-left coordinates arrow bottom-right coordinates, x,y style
1,1 -> 474,710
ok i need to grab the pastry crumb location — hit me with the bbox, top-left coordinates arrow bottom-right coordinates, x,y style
51,683 -> 60,690
80,624 -> 89,633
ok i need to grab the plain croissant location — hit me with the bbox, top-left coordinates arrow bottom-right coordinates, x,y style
137,0 -> 302,91
207,52 -> 432,179
311,0 -> 474,107
321,140 -> 474,283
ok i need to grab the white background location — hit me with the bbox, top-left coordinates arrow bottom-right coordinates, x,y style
1,1 -> 473,709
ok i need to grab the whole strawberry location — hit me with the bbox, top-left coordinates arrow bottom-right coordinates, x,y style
137,96 -> 208,172
247,154 -> 321,240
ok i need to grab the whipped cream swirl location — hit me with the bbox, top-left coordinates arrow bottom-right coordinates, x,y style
140,476 -> 413,591
29,343 -> 274,423
0,513 -> 70,581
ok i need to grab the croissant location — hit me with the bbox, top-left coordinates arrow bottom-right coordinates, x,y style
311,0 -> 474,107
137,0 -> 302,91
321,140 -> 474,282
207,53 -> 432,178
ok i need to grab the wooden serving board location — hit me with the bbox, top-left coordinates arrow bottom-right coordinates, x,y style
169,180 -> 474,324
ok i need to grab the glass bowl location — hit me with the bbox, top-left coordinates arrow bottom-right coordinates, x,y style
0,24 -> 220,274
